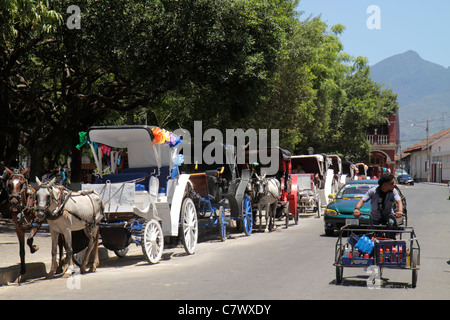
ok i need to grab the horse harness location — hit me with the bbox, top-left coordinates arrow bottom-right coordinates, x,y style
6,173 -> 29,207
39,185 -> 98,227
7,173 -> 40,227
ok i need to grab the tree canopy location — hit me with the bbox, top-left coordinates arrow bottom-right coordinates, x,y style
0,0 -> 398,180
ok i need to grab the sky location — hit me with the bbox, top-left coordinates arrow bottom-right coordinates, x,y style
297,0 -> 450,68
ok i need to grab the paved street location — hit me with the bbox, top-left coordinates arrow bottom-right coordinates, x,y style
1,183 -> 449,301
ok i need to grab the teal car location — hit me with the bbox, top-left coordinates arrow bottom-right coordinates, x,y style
323,180 -> 378,236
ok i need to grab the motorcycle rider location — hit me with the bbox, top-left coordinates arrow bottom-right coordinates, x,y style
353,173 -> 403,226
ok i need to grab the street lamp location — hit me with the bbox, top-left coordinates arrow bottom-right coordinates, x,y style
307,147 -> 314,155
411,118 -> 430,182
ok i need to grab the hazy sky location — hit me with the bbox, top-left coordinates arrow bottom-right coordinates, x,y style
297,0 -> 450,67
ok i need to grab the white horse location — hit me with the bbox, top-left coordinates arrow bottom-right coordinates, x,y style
253,173 -> 281,232
35,177 -> 104,278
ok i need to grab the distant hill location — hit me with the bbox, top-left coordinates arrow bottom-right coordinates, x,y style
370,50 -> 450,149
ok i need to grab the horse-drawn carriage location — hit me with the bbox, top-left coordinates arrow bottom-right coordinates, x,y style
328,154 -> 344,193
290,154 -> 326,217
182,143 -> 253,240
79,125 -> 199,264
245,147 -> 298,230
352,163 -> 368,180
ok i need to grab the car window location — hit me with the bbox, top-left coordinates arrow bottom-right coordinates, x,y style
336,184 -> 372,199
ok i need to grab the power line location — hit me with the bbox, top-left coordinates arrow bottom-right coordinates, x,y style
399,116 -> 450,124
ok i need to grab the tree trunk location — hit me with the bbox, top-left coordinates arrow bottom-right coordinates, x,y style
29,143 -> 45,184
70,135 -> 82,191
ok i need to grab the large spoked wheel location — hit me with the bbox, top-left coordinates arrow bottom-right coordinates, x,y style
241,194 -> 253,236
180,197 -> 198,255
142,219 -> 164,264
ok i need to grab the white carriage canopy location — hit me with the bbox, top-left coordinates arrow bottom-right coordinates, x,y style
85,125 -> 182,175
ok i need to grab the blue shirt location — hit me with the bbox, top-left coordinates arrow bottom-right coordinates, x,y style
361,186 -> 401,220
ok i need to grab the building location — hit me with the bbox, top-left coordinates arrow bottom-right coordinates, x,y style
367,112 -> 400,175
402,128 -> 450,183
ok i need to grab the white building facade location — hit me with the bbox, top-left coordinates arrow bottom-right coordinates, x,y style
404,128 -> 450,183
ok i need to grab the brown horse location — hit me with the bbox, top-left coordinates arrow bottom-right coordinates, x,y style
4,167 -> 41,280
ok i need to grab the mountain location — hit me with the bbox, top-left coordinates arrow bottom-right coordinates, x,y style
370,50 -> 450,149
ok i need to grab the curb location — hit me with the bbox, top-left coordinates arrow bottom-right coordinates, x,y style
0,246 -> 142,286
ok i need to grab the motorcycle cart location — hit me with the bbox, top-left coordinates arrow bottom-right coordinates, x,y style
334,219 -> 420,288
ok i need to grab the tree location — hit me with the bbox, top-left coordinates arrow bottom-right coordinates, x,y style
1,0 -> 300,179
325,62 -> 398,161
0,0 -> 62,164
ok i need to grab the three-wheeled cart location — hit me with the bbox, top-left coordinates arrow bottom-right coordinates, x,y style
79,125 -> 199,264
334,220 -> 420,288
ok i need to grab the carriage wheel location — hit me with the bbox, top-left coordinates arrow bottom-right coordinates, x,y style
218,206 -> 227,241
142,219 -> 164,264
180,197 -> 198,255
241,194 -> 253,236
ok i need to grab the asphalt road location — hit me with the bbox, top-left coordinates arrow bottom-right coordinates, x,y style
1,183 -> 449,301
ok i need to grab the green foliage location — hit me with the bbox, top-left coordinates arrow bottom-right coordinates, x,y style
0,0 -> 398,178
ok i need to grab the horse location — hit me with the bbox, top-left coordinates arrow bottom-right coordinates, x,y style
252,173 -> 281,232
35,177 -> 104,278
4,167 -> 41,281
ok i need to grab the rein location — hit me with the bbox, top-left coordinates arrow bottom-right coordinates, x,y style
39,185 -> 98,226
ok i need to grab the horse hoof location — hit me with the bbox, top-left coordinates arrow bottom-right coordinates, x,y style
47,272 -> 55,279
61,264 -> 69,275
30,245 -> 39,253
62,272 -> 72,278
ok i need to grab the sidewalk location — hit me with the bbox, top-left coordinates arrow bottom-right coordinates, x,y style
0,218 -> 141,285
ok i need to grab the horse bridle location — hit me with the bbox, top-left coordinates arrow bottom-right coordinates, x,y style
36,184 -> 71,220
7,174 -> 28,207
7,174 -> 38,226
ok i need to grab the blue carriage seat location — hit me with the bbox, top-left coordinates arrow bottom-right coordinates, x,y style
122,166 -> 171,193
95,166 -> 171,193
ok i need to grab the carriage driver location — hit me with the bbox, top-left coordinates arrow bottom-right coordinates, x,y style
353,173 -> 403,226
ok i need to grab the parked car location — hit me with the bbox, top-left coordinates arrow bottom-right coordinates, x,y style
323,180 -> 407,236
397,174 -> 414,185
395,169 -> 408,177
